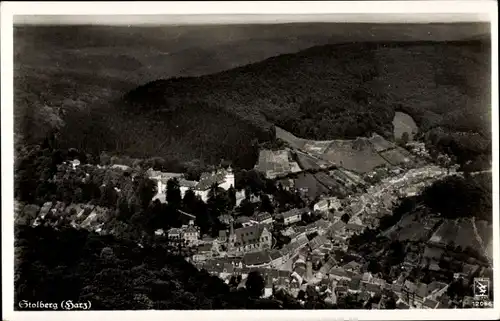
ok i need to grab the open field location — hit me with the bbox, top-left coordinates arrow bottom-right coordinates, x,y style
294,173 -> 330,200
428,218 -> 483,250
276,126 -> 306,150
254,149 -> 301,178
384,213 -> 441,242
276,127 -> 406,174
393,111 -> 419,141
379,147 -> 413,166
321,139 -> 389,174
368,133 -> 397,152
294,151 -> 330,170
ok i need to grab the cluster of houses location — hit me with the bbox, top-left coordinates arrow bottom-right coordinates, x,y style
15,200 -> 109,234
193,240 -> 462,309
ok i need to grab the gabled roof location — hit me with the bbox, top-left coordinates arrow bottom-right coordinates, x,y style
243,250 -> 272,266
404,280 -> 417,293
184,225 -> 198,233
179,179 -> 198,188
309,235 -> 330,250
222,263 -> 234,273
147,169 -> 183,181
279,208 -> 306,219
198,243 -> 212,252
363,282 -> 381,294
295,226 -> 307,234
255,212 -> 273,222
330,220 -> 347,231
427,281 -> 448,294
329,268 -> 349,278
349,277 -> 362,291
312,219 -> 330,230
111,164 -> 131,171
196,169 -> 229,191
416,283 -> 429,298
234,224 -> 269,245
345,223 -> 365,232
168,228 -> 182,235
343,260 -> 362,271
423,298 -> 439,309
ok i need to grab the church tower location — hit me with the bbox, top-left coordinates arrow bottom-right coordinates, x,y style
228,218 -> 236,252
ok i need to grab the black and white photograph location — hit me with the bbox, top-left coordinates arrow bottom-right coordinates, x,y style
1,1 -> 499,320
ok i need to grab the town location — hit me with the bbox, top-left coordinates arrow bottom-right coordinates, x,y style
14,128 -> 493,310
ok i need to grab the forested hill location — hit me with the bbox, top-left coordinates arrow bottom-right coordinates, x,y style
15,225 -> 310,310
52,40 -> 491,171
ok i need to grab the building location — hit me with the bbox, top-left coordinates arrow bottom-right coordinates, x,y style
111,164 -> 132,171
227,222 -> 273,254
167,220 -> 200,246
328,268 -> 351,281
235,216 -> 255,227
277,178 -> 295,191
423,298 -> 439,309
254,212 -> 274,225
242,250 -> 272,268
269,249 -> 286,269
71,159 -> 81,170
313,197 -> 342,212
149,166 -> 235,203
167,228 -> 182,242
278,208 -> 306,225
147,169 -> 184,195
182,222 -> 200,245
345,223 -> 365,235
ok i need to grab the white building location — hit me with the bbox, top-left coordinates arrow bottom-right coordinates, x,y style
149,166 -> 235,203
71,159 -> 81,170
278,208 -> 306,225
313,197 -> 342,212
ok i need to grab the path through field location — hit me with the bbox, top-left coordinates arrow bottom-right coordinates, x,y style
471,216 -> 491,264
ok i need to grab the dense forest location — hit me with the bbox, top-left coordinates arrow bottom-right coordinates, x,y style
16,40 -> 491,172
421,173 -> 492,223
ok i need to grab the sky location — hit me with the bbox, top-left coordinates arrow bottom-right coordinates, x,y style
14,13 -> 491,25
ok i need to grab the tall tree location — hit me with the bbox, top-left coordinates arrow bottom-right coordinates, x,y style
246,271 -> 265,298
182,189 -> 197,212
260,194 -> 274,214
166,178 -> 182,209
227,187 -> 237,209
136,177 -> 157,209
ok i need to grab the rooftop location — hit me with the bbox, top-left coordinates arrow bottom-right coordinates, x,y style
255,212 -> 273,222
196,169 -> 230,191
345,223 -> 365,232
279,208 -> 307,219
329,267 -> 349,278
233,224 -> 269,246
423,298 -> 439,309
309,235 -> 330,250
243,250 -> 272,266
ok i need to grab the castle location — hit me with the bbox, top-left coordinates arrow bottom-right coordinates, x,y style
149,166 -> 235,203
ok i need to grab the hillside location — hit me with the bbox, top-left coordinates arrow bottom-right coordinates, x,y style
119,40 -> 490,169
15,225 -> 308,309
15,33 -> 491,170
